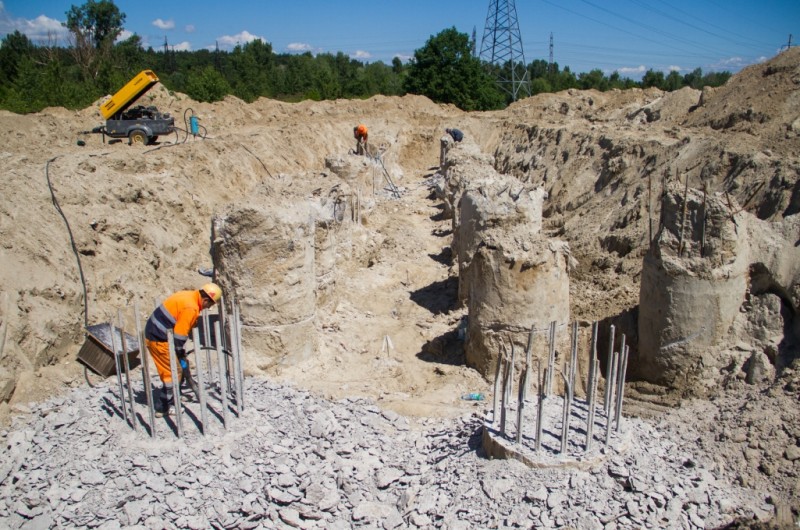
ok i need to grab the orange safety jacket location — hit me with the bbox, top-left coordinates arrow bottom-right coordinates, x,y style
144,290 -> 203,350
354,124 -> 368,141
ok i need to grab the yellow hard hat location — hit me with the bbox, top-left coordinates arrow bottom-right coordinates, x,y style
200,283 -> 222,303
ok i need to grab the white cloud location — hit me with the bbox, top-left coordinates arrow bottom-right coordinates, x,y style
117,29 -> 133,42
152,18 -> 175,30
668,65 -> 682,72
351,50 -> 372,60
616,65 -> 646,75
392,54 -> 412,63
0,2 -> 69,44
185,24 -> 195,33
287,42 -> 313,52
172,41 -> 192,52
216,30 -> 264,49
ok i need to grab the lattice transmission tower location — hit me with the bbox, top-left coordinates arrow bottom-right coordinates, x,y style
479,0 -> 531,101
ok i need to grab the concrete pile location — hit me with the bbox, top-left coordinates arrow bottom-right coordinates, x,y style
438,139 -> 573,381
0,376 -> 774,529
638,183 -> 800,394
211,203 -> 319,374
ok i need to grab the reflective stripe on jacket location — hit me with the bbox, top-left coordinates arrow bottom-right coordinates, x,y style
144,290 -> 203,348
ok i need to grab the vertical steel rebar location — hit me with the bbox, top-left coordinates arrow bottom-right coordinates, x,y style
134,301 -> 156,437
492,345 -> 503,423
192,327 -> 209,435
515,368 -> 527,444
109,321 -> 129,426
499,354 -> 509,436
604,351 -> 619,445
229,306 -> 244,415
614,345 -> 630,432
522,325 -> 535,402
535,364 -> 544,453
614,334 -> 627,428
201,308 -> 214,382
235,304 -> 245,409
167,330 -> 184,438
506,339 -> 516,407
214,320 -> 230,430
117,309 -> 136,432
547,321 -> 556,395
586,358 -> 600,451
560,371 -> 571,454
587,322 -> 598,409
569,321 -> 578,400
604,325 -> 616,414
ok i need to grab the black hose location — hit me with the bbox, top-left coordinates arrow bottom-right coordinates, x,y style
45,156 -> 89,329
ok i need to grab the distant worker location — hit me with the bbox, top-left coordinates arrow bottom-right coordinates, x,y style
144,283 -> 222,417
354,124 -> 368,156
445,128 -> 464,142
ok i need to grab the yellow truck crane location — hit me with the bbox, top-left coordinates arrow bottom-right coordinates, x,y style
91,70 -> 175,145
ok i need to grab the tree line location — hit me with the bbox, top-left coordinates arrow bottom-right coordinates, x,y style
0,1 -> 732,114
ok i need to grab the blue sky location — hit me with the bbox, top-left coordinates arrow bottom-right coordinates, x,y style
1,0 -> 797,79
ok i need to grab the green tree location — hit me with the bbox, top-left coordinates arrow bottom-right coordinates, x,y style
578,68 -> 608,90
663,70 -> 683,91
683,68 -> 703,89
642,69 -> 665,89
404,27 -> 504,111
185,65 -> 231,102
63,0 -> 126,81
0,31 -> 34,82
228,39 -> 274,102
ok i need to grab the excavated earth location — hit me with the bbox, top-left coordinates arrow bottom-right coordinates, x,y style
0,47 -> 799,528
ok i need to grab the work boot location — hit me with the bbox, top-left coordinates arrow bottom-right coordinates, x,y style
155,397 -> 173,418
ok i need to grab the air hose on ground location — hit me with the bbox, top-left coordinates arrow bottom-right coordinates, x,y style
46,157 -> 96,386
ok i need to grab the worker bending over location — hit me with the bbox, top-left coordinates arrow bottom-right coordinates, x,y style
145,283 -> 222,417
354,124 -> 368,156
445,128 -> 464,142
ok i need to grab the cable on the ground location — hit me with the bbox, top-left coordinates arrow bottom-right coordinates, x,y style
45,156 -> 88,330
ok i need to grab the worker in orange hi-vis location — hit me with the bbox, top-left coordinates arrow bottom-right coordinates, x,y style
353,123 -> 368,155
144,283 -> 222,417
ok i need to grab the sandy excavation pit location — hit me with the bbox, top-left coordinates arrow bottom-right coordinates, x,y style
1,48 -> 799,528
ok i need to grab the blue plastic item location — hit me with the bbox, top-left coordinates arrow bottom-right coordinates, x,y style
189,115 -> 199,135
461,392 -> 485,401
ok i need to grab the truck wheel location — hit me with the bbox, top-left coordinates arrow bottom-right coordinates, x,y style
129,130 -> 148,145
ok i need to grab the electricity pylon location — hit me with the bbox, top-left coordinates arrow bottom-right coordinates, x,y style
479,0 -> 531,101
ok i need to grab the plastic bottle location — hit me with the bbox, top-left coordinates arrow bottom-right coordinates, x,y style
461,392 -> 485,401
